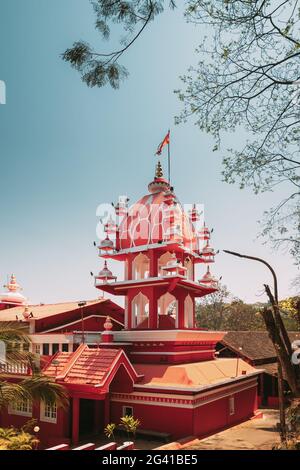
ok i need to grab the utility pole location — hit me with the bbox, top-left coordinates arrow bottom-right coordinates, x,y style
223,250 -> 288,442
78,301 -> 87,344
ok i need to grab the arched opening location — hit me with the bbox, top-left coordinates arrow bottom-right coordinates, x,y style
158,292 -> 178,329
158,251 -> 173,276
184,295 -> 194,328
132,292 -> 149,329
184,257 -> 193,281
132,253 -> 150,280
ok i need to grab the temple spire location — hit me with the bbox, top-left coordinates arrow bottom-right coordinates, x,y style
148,160 -> 170,193
155,161 -> 163,178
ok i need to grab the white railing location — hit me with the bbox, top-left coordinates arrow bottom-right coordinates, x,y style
0,361 -> 28,374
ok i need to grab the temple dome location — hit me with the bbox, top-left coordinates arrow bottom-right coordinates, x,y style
117,163 -> 197,251
0,274 -> 27,306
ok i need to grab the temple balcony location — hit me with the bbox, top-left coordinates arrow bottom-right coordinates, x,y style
95,274 -> 218,297
0,361 -> 30,375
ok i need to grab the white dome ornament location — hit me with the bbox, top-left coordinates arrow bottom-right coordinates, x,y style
95,261 -> 117,284
98,235 -> 114,254
199,266 -> 218,288
0,274 -> 27,306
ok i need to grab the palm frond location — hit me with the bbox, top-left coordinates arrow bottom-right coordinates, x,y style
18,375 -> 68,408
0,381 -> 31,408
0,323 -> 30,344
0,376 -> 68,410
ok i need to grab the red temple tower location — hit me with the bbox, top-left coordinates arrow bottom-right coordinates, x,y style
96,161 -> 217,336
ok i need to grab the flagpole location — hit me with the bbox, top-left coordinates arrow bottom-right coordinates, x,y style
168,129 -> 171,185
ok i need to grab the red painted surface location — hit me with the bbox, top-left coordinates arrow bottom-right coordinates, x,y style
267,396 -> 279,408
111,401 -> 194,439
34,300 -> 124,333
0,403 -> 70,449
110,384 -> 258,440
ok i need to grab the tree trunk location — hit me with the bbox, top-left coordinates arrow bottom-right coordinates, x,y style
264,284 -> 293,357
261,308 -> 300,397
296,299 -> 300,331
277,361 -> 287,442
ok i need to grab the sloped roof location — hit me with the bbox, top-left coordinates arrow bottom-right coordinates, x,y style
44,345 -> 138,387
0,299 -> 124,326
134,358 -> 258,389
0,300 -> 101,322
220,331 -> 300,362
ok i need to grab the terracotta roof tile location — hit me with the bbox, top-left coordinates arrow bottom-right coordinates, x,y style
43,346 -> 122,386
220,331 -> 300,362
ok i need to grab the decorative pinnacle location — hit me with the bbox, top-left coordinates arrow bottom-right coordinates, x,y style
4,274 -> 22,292
104,316 -> 113,331
155,161 -> 163,178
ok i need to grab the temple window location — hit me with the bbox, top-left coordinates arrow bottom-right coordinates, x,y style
33,344 -> 41,355
132,292 -> 149,329
9,399 -> 32,417
41,401 -> 57,423
158,293 -> 178,328
158,252 -> 173,276
132,253 -> 150,280
122,406 -> 133,417
42,344 -> 50,355
184,257 -> 193,281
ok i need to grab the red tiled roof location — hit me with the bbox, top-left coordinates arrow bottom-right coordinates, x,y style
221,331 -> 300,362
44,345 -> 123,386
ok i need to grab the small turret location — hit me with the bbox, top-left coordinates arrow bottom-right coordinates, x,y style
0,274 -> 27,308
95,261 -> 117,284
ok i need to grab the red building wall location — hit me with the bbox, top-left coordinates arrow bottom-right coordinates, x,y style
110,385 -> 258,440
193,386 -> 257,437
0,403 -> 70,449
110,401 -> 194,439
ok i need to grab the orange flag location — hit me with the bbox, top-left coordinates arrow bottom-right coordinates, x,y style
156,131 -> 170,155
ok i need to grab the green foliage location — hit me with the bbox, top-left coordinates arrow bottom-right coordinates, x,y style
104,423 -> 116,440
104,415 -> 141,441
62,0 -> 300,265
120,415 -> 141,438
62,1 -> 176,89
279,297 -> 300,317
0,426 -> 39,450
196,284 -> 299,331
177,0 -> 300,265
0,325 -> 68,412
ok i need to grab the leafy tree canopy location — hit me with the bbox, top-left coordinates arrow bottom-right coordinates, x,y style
63,0 -> 300,264
196,284 -> 299,331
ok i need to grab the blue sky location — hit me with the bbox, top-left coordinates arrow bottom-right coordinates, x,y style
0,0 -> 298,305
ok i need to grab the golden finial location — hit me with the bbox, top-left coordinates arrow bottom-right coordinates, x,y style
155,161 -> 163,178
